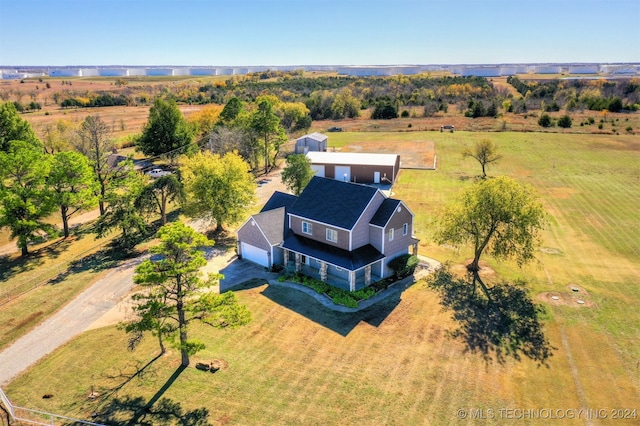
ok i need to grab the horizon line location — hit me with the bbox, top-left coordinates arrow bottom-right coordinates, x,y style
2,62 -> 640,68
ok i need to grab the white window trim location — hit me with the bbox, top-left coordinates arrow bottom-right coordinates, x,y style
302,221 -> 312,235
389,228 -> 394,241
403,223 -> 408,236
326,228 -> 338,243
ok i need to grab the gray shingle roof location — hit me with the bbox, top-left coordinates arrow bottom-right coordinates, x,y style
261,191 -> 298,213
252,207 -> 287,245
288,177 -> 379,230
282,231 -> 384,271
370,198 -> 401,227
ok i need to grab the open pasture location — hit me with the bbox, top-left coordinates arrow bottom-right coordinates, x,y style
4,131 -> 640,425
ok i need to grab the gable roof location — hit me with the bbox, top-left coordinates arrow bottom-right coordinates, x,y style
370,198 -> 402,227
297,132 -> 327,142
288,177 -> 379,230
252,207 -> 287,245
261,191 -> 298,213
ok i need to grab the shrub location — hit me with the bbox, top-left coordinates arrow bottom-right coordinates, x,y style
537,113 -> 552,128
557,115 -> 572,128
388,254 -> 419,278
330,293 -> 357,308
626,126 -> 633,133
352,287 -> 376,301
372,102 -> 398,119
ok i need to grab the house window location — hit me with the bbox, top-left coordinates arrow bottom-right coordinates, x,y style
326,228 -> 338,243
302,221 -> 312,235
388,228 -> 394,241
403,223 -> 408,236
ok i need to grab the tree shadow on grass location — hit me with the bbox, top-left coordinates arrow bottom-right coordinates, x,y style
94,366 -> 211,426
95,353 -> 164,401
428,265 -> 555,365
48,246 -> 145,286
0,237 -> 74,282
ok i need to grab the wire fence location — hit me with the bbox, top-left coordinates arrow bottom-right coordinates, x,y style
0,387 -> 104,426
0,242 -> 106,308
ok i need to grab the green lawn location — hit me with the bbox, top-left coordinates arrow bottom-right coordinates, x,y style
4,131 -> 640,425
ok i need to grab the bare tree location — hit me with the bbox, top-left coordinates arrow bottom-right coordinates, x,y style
73,115 -> 117,215
463,139 -> 502,178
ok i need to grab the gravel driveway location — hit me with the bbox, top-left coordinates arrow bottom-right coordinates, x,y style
0,167 -> 289,386
0,255 -> 146,385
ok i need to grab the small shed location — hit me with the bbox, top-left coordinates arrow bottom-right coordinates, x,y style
306,152 -> 400,184
295,133 -> 328,154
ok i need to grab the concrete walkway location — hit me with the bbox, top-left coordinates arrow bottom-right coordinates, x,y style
266,256 -> 440,313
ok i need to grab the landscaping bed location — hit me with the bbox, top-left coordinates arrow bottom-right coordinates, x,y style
277,273 -> 396,308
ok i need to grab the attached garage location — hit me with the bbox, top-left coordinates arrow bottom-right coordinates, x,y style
240,242 -> 269,267
237,203 -> 293,269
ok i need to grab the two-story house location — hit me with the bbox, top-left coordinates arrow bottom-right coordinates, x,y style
237,177 -> 418,291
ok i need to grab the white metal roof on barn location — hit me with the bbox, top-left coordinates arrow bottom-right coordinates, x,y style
306,151 -> 398,166
297,132 -> 327,142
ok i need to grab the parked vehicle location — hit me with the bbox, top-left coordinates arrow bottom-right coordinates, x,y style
146,168 -> 172,178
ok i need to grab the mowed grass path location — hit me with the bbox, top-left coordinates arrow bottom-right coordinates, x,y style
6,131 -> 640,425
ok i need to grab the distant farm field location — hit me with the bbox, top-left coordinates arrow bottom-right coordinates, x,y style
5,131 -> 639,425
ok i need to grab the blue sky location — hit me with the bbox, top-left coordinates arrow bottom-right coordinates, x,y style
0,0 -> 638,66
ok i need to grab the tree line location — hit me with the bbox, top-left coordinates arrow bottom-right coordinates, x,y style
0,99 -> 261,255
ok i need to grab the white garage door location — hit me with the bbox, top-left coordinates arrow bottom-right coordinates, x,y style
241,242 -> 269,267
335,165 -> 351,182
311,164 -> 325,177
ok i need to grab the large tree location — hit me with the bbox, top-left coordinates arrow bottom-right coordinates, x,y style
137,98 -> 195,159
188,104 -> 222,138
73,115 -> 117,216
93,163 -> 148,250
207,126 -> 252,161
330,88 -> 360,119
48,151 -> 98,238
462,139 -> 502,178
281,154 -> 315,196
219,97 -> 244,124
250,96 -> 286,174
128,222 -> 251,366
277,101 -> 313,131
181,151 -> 256,232
40,119 -> 76,155
0,141 -> 56,256
0,101 -> 42,152
435,176 -> 548,299
136,174 -> 185,226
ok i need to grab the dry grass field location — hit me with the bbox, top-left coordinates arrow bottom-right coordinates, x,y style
3,128 -> 639,425
1,76 -> 639,424
2,75 -> 639,146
